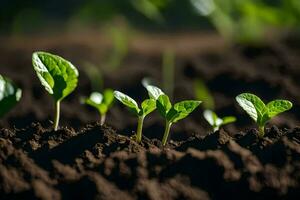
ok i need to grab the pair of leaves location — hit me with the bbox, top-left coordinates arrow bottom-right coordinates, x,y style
32,51 -> 79,102
156,94 -> 201,123
0,75 -> 22,118
143,84 -> 201,123
236,93 -> 292,127
84,89 -> 114,115
114,91 -> 156,117
203,109 -> 236,131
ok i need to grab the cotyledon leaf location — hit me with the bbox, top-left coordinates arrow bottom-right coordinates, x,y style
114,91 -> 140,115
0,75 -> 22,117
32,51 -> 79,101
266,100 -> 293,118
145,85 -> 164,100
203,109 -> 218,126
156,94 -> 172,117
141,99 -> 156,116
236,93 -> 266,122
167,100 -> 201,123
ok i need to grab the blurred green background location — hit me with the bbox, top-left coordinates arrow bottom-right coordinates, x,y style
1,0 -> 300,43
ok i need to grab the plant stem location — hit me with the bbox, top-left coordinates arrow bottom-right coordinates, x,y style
258,126 -> 265,138
162,121 -> 172,146
54,100 -> 61,131
100,114 -> 106,126
213,126 -> 219,132
136,116 -> 144,143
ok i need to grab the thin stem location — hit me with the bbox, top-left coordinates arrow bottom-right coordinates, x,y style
100,114 -> 106,126
54,100 -> 60,131
213,126 -> 219,132
162,121 -> 172,146
136,116 -> 144,143
258,126 -> 265,138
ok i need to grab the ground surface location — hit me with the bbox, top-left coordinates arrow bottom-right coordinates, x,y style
0,31 -> 300,199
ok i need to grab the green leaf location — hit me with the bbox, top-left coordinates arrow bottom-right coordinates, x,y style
88,92 -> 103,105
32,51 -> 79,101
145,85 -> 164,100
84,92 -> 105,114
203,109 -> 235,131
203,109 -> 218,126
236,93 -> 293,131
174,100 -> 201,113
0,75 -> 22,118
156,94 -> 172,117
114,91 -> 140,115
103,89 -> 114,107
266,100 -> 293,118
168,100 -> 201,123
222,116 -> 236,125
236,93 -> 266,122
141,99 -> 156,116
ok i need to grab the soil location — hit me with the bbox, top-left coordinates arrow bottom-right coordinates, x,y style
1,123 -> 300,200
0,31 -> 300,199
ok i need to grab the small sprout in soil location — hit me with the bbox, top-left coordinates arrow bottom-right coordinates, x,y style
0,74 -> 22,117
83,89 -> 114,125
156,94 -> 201,146
32,51 -> 79,131
114,91 -> 156,143
236,93 -> 293,138
203,109 -> 236,132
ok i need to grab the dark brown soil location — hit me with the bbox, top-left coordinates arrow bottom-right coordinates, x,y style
1,123 -> 300,200
1,31 -> 300,199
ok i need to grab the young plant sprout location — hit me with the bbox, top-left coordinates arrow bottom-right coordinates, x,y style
83,89 -> 114,125
113,91 -> 156,143
153,92 -> 201,146
144,84 -> 201,145
0,74 -> 22,117
32,51 -> 79,131
236,93 -> 293,138
203,109 -> 236,132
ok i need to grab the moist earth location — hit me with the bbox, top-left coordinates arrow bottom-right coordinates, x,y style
1,123 -> 300,199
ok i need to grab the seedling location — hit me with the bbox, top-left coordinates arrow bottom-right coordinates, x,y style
114,91 -> 156,143
144,84 -> 201,145
236,93 -> 293,138
83,89 -> 114,125
32,51 -> 79,131
150,90 -> 201,145
203,109 -> 236,132
0,75 -> 22,117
